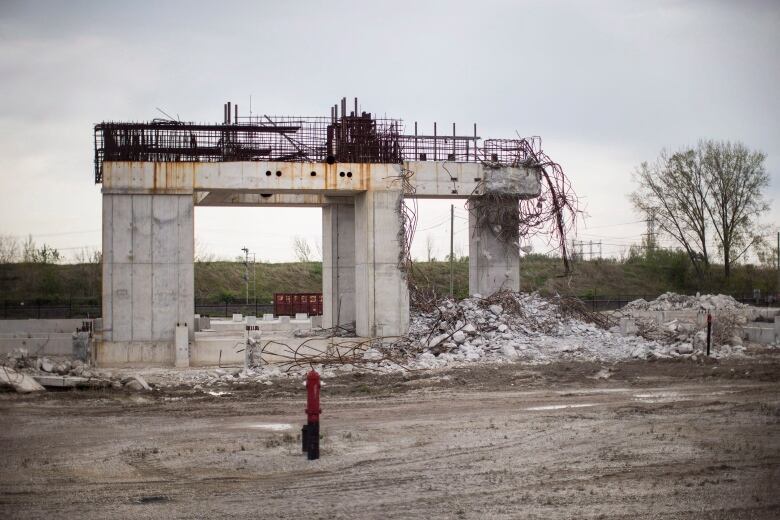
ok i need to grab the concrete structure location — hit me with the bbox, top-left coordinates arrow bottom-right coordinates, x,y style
0,319 -> 85,356
98,160 -> 540,364
95,100 -> 545,366
101,193 -> 193,365
469,196 -> 521,295
322,202 -> 356,329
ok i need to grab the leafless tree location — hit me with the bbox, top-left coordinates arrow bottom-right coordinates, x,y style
313,239 -> 323,261
293,236 -> 312,263
0,234 -> 19,263
19,235 -> 61,264
425,234 -> 435,262
194,238 -> 215,262
631,148 -> 711,276
701,140 -> 770,277
74,247 -> 102,264
22,235 -> 37,263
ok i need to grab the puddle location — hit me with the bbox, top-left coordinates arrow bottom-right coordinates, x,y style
241,423 -> 293,431
557,388 -> 632,396
633,392 -> 689,403
525,403 -> 597,411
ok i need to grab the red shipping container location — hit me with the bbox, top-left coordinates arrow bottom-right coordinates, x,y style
273,293 -> 323,317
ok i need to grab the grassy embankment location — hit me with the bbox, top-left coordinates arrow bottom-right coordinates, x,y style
0,249 -> 776,303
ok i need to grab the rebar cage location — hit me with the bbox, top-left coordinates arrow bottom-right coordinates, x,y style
93,98 -> 536,183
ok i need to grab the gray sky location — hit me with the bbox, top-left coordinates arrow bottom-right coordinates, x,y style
0,0 -> 778,263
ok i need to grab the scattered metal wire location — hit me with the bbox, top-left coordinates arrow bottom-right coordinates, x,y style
254,336 -> 414,373
467,136 -> 579,274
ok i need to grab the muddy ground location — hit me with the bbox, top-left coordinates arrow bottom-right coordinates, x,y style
1,357 -> 779,519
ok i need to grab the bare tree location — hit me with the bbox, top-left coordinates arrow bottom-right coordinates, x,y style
19,236 -> 61,264
702,140 -> 770,277
74,247 -> 102,264
0,234 -> 19,263
293,236 -> 312,263
22,235 -> 36,263
313,239 -> 323,261
194,238 -> 215,262
425,234 -> 435,262
630,148 -> 711,276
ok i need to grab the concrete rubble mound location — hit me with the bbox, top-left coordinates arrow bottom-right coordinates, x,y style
386,291 -> 748,371
622,292 -> 746,312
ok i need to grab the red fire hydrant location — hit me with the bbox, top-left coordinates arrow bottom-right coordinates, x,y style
302,370 -> 321,460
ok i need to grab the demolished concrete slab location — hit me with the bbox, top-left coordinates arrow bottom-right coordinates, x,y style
0,367 -> 46,393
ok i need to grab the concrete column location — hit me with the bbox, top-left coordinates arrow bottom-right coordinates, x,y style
100,193 -> 194,365
468,197 -> 520,296
354,190 -> 409,337
322,202 -> 356,329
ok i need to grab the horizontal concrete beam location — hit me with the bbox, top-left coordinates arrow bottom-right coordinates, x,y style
195,192 -> 354,207
103,161 -> 541,199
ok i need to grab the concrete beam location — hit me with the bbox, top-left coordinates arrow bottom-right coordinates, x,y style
195,192 -> 351,207
102,161 -> 541,200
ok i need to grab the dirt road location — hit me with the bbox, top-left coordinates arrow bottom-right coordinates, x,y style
1,359 -> 779,519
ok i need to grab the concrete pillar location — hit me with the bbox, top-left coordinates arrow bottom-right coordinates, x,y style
468,196 -> 520,296
100,193 -> 194,365
354,190 -> 409,337
322,202 -> 356,329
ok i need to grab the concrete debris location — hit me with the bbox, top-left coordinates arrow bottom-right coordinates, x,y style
33,375 -> 96,388
123,375 -> 151,391
622,292 -> 746,312
397,292 -> 759,371
0,366 -> 46,393
39,357 -> 55,373
0,293 -> 772,393
54,361 -> 72,375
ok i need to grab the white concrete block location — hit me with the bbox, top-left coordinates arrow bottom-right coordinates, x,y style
232,314 -> 243,322
175,323 -> 189,367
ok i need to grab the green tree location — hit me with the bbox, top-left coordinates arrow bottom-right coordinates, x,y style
701,140 -> 770,278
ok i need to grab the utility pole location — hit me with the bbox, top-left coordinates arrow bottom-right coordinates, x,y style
776,231 -> 779,299
241,247 -> 249,304
449,204 -> 454,297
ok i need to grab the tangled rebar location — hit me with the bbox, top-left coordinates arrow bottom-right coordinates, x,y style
468,136 -> 579,274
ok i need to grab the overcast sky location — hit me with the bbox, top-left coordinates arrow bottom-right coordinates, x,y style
0,0 -> 777,263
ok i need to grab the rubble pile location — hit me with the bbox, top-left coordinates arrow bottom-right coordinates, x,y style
0,347 -> 295,393
621,292 -> 746,312
612,292 -> 750,355
373,291 -> 744,371
0,291 -> 766,394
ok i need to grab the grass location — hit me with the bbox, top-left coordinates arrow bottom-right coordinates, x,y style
0,252 -> 776,302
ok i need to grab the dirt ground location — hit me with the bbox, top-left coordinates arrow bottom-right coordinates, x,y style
1,357 -> 779,519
